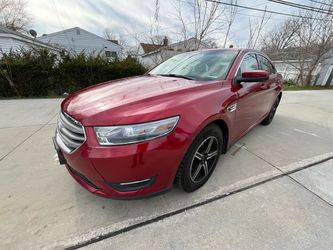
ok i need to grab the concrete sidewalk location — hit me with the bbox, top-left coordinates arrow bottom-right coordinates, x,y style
0,91 -> 332,249
88,162 -> 333,250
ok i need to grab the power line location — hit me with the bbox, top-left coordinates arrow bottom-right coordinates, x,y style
268,0 -> 333,15
121,0 -> 267,39
205,0 -> 330,20
122,0 -> 293,38
118,0 -> 330,40
308,0 -> 333,7
120,22 -> 195,38
235,11 -> 286,21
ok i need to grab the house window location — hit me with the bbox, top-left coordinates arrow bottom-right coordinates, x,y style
105,51 -> 111,57
105,51 -> 117,58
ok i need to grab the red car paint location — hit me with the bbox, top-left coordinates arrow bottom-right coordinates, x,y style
56,49 -> 282,199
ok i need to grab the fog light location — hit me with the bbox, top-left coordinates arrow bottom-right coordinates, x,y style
109,177 -> 155,192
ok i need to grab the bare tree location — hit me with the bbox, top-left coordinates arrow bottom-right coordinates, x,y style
173,0 -> 225,50
104,29 -> 129,58
261,18 -> 301,55
0,51 -> 21,96
262,4 -> 333,86
223,0 -> 238,48
203,38 -> 219,48
130,0 -> 170,67
0,0 -> 32,33
130,0 -> 225,67
246,6 -> 270,49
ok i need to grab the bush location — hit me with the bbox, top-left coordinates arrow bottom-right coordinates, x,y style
0,48 -> 147,97
282,79 -> 297,86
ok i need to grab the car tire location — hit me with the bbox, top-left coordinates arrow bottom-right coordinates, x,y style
261,96 -> 280,126
176,124 -> 223,192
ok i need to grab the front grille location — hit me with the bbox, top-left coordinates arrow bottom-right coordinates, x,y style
56,112 -> 85,153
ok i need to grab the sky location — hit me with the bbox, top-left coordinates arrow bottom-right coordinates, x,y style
26,0 -> 309,48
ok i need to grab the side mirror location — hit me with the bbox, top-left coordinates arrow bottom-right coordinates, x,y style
235,70 -> 269,83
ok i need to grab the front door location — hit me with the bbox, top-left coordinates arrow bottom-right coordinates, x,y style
257,54 -> 279,113
234,53 -> 268,135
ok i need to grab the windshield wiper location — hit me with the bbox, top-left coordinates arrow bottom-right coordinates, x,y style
156,74 -> 194,80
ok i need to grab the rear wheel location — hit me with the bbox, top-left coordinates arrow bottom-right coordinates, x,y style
261,96 -> 280,125
176,124 -> 223,192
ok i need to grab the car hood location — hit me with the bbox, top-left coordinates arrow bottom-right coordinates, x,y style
62,76 -> 221,126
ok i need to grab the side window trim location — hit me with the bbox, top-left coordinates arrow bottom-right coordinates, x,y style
234,51 -> 277,81
234,52 -> 259,78
258,54 -> 276,75
257,53 -> 263,71
254,53 -> 260,71
267,57 -> 276,74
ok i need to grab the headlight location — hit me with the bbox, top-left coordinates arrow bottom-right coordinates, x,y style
94,116 -> 179,145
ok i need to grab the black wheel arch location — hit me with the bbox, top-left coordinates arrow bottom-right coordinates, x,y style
211,119 -> 229,154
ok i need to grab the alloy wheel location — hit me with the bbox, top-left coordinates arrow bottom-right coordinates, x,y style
189,136 -> 219,183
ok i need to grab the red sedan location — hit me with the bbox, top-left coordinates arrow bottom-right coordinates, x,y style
53,49 -> 282,199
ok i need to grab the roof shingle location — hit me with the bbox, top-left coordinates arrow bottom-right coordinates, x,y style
140,43 -> 164,54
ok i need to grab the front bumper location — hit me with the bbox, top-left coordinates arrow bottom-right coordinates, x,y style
54,126 -> 189,199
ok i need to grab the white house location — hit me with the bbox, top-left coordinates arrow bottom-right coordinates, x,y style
0,25 -> 61,55
139,37 -> 211,68
37,27 -> 121,58
314,50 -> 333,86
264,46 -> 333,86
273,60 -> 321,84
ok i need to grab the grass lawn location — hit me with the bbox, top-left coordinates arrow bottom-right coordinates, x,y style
283,85 -> 333,91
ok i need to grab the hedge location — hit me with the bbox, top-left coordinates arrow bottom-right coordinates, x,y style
0,48 -> 147,97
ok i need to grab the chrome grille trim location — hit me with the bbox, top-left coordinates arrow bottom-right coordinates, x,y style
59,112 -> 84,134
56,112 -> 85,153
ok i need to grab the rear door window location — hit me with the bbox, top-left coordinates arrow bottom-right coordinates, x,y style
258,55 -> 276,74
237,53 -> 259,76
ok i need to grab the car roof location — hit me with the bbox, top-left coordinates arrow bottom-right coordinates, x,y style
198,48 -> 263,54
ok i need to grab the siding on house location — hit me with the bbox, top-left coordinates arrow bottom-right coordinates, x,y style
266,46 -> 333,86
315,50 -> 333,86
0,37 -> 14,52
0,26 -> 61,55
139,38 -> 210,68
37,27 -> 121,58
273,60 -> 321,85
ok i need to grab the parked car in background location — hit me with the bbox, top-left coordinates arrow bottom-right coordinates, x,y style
53,48 -> 282,199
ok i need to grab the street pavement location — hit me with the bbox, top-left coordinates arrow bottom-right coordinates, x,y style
0,91 -> 332,249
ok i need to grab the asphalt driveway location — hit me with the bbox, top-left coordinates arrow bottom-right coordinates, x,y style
0,91 -> 332,249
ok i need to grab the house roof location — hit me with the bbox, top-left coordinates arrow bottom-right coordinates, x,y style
0,25 -> 61,51
0,25 -> 23,36
0,25 -> 40,42
39,26 -> 121,47
263,46 -> 316,61
140,43 -> 164,54
140,38 -> 211,57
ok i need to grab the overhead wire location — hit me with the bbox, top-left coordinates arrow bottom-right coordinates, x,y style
206,0 -> 331,20
268,0 -> 333,15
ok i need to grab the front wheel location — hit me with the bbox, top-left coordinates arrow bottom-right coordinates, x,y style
261,96 -> 280,125
176,124 -> 223,192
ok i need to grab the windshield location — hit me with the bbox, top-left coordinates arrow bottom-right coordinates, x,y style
149,50 -> 238,81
